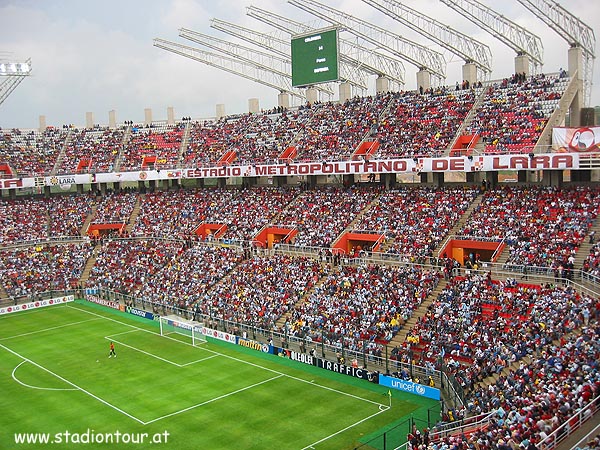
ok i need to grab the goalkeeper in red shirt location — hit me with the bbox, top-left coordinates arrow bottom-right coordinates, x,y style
109,341 -> 116,358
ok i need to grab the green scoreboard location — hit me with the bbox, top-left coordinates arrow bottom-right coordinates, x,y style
291,27 -> 340,87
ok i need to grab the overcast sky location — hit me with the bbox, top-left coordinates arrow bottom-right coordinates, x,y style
0,0 -> 598,129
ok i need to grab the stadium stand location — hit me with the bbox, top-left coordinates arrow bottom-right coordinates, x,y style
0,127 -> 67,176
465,73 -> 568,154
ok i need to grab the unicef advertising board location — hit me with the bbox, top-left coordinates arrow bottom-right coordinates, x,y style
379,374 -> 440,401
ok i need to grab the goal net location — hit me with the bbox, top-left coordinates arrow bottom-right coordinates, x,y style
159,315 -> 205,346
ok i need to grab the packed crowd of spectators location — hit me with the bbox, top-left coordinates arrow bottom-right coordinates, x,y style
87,239 -> 185,293
57,126 -> 124,174
119,123 -> 185,171
46,194 -> 95,237
353,186 -> 479,258
287,263 -> 442,354
0,197 -> 49,243
136,245 -> 244,311
459,185 -> 600,269
465,73 -> 567,154
293,95 -> 389,162
184,110 -> 310,166
0,243 -> 92,299
583,242 -> 600,282
276,185 -> 381,248
194,253 -> 325,330
402,272 -> 597,394
131,186 -> 300,242
420,315 -> 599,450
0,127 -> 66,176
375,87 -> 477,159
91,191 -> 137,224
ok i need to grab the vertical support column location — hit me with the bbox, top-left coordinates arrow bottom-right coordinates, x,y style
108,110 -> 117,129
39,115 -> 47,131
86,112 -> 94,129
216,104 -> 226,119
144,108 -> 153,126
462,63 -> 477,89
167,106 -> 175,125
514,54 -> 530,78
306,87 -> 318,105
339,82 -> 351,104
248,98 -> 259,114
375,76 -> 390,94
417,70 -> 431,93
568,46 -> 583,127
278,92 -> 290,109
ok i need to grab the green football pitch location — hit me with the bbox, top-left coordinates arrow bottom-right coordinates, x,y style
0,300 -> 437,450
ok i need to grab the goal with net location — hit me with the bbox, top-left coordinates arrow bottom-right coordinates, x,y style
159,315 -> 205,346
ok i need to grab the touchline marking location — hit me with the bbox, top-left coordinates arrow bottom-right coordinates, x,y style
301,407 -> 390,450
0,317 -> 102,341
0,342 -> 144,425
11,361 -> 77,391
143,375 -> 284,425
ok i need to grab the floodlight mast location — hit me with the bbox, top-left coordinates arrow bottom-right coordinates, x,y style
152,38 -> 308,102
287,0 -> 446,83
246,5 -> 406,87
209,18 -> 369,93
0,58 -> 31,107
362,0 -> 492,80
515,0 -> 595,106
439,0 -> 543,71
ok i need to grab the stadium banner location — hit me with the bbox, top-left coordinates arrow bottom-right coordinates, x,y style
275,348 -> 316,366
2,153 -> 584,190
315,358 -> 375,382
553,127 -> 600,153
378,374 -> 441,400
0,295 -> 74,316
84,294 -> 121,310
238,337 -> 271,353
125,305 -> 158,321
201,326 -> 237,344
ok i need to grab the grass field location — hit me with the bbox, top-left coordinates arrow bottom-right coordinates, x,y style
0,300 -> 438,450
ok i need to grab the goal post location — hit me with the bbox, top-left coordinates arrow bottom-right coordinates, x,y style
159,315 -> 205,346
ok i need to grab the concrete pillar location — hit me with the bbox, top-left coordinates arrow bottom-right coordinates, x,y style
462,63 -> 478,88
339,82 -> 352,104
306,87 -> 318,105
167,106 -> 175,125
248,98 -> 259,114
144,108 -> 152,126
432,172 -> 445,187
417,70 -> 431,93
568,46 -> 583,127
77,184 -> 83,194
542,170 -> 563,187
100,183 -> 107,195
108,110 -> 117,129
39,115 -> 47,132
514,54 -> 530,78
216,104 -> 226,119
138,181 -> 147,194
307,175 -> 317,188
86,112 -> 94,129
343,174 -> 355,187
376,76 -> 390,94
278,92 -> 290,109
216,178 -> 226,188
